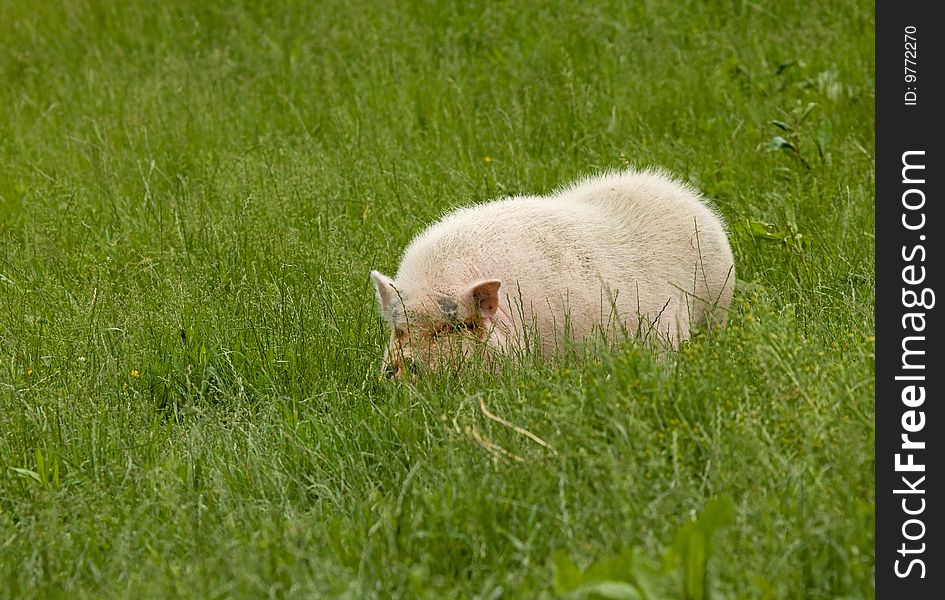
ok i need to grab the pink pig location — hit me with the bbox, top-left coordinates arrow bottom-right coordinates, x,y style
371,169 -> 735,380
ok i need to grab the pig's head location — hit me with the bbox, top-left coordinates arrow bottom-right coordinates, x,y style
370,270 -> 502,380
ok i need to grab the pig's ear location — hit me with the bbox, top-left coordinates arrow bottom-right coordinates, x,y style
462,279 -> 502,321
370,270 -> 397,318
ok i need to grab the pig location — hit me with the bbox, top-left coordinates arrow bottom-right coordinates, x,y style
371,168 -> 735,380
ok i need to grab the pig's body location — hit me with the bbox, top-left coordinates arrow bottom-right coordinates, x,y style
372,169 -> 734,377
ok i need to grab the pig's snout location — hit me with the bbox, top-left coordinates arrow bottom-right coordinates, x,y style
384,356 -> 421,381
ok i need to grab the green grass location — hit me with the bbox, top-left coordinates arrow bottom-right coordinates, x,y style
0,0 -> 874,598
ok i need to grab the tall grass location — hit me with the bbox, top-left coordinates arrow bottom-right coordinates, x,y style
1,1 -> 874,597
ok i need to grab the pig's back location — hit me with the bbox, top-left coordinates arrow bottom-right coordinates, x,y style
397,169 -> 734,340
397,195 -> 627,296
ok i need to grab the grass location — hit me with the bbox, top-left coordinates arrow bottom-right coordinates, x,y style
0,0 -> 874,598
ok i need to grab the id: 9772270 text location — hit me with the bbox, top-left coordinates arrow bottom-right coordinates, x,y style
904,26 -> 917,106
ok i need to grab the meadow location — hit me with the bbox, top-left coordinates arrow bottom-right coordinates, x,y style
0,0 -> 875,597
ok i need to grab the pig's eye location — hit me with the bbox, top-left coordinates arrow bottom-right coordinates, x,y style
457,320 -> 478,332
394,327 -> 407,339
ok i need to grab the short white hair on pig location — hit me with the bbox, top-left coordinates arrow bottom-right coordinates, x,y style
371,168 -> 735,380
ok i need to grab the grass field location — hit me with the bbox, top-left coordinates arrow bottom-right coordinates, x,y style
0,1 -> 875,598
